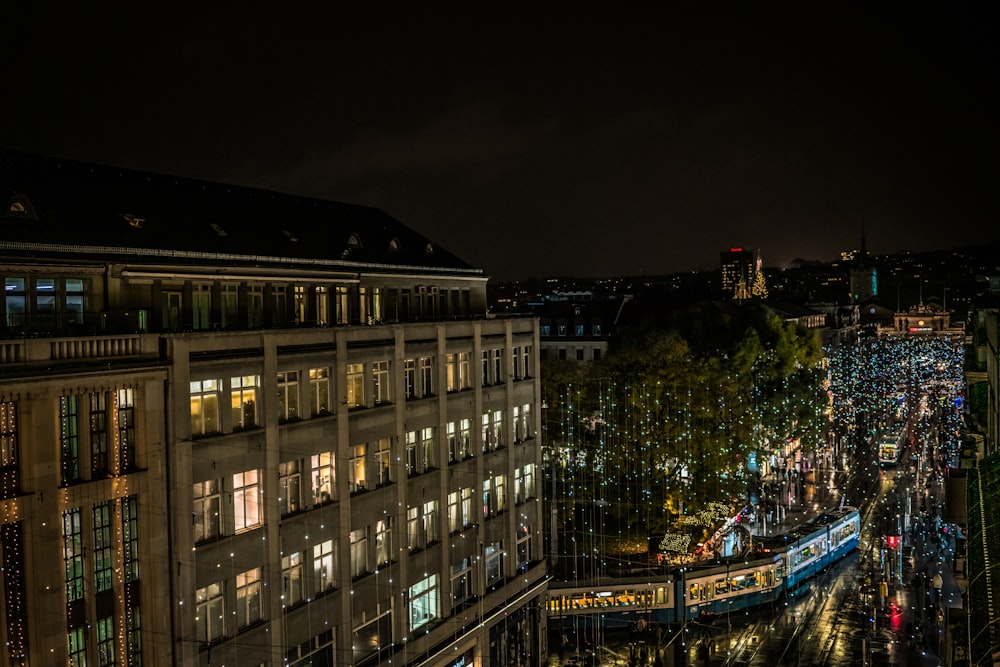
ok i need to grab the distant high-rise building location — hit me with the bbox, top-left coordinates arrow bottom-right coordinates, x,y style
849,228 -> 878,303
721,247 -> 754,299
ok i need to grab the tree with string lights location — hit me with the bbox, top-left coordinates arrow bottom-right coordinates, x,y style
542,300 -> 828,577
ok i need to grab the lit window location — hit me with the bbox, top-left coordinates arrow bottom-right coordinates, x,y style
448,491 -> 460,534
279,460 -> 302,515
233,470 -> 261,532
335,286 -> 349,324
0,401 -> 21,498
447,421 -> 458,463
194,479 -> 221,541
458,352 -> 471,389
346,363 -> 365,408
350,443 -> 367,492
446,354 -> 457,393
312,540 -> 336,594
65,278 -> 85,324
372,360 -> 391,405
492,410 -> 504,449
408,574 -> 439,631
277,371 -> 300,422
190,380 -> 220,436
485,542 -> 504,586
236,567 -> 262,628
495,474 -> 507,512
405,430 -> 417,477
116,388 -> 135,472
459,419 -> 472,459
68,627 -> 86,667
59,395 -> 80,485
309,367 -> 331,415
423,500 -> 439,544
408,506 -> 421,550
230,375 -> 259,430
311,452 -> 334,504
62,508 -> 84,602
375,438 -> 391,486
196,582 -> 225,644
350,528 -> 369,578
419,357 -> 434,396
404,359 -> 416,399
421,427 -> 436,471
282,552 -> 304,607
4,277 -> 26,327
314,285 -> 329,325
461,487 -> 474,528
293,285 -> 307,324
375,518 -> 391,566
93,501 -> 113,592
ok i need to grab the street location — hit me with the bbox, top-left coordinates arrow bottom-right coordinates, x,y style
546,388 -> 967,666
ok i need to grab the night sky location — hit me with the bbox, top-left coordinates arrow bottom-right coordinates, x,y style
2,6 -> 997,280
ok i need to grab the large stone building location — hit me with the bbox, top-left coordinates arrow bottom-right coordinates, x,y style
0,151 -> 546,667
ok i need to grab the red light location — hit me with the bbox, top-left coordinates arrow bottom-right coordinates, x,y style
886,535 -> 899,549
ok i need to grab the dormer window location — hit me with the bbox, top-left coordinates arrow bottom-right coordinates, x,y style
342,232 -> 363,259
210,223 -> 227,237
425,242 -> 435,255
283,229 -> 299,242
4,194 -> 38,220
388,237 -> 401,252
121,213 -> 144,229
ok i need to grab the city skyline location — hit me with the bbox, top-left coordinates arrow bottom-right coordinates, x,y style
2,6 -> 998,280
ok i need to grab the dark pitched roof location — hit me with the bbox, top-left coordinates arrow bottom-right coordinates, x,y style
0,150 -> 480,276
762,298 -> 824,319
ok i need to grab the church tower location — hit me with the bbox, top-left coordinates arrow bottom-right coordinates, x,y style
848,226 -> 878,302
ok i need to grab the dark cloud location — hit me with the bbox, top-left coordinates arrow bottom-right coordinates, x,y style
2,5 -> 997,280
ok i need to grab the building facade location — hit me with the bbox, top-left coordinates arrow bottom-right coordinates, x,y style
0,151 -> 546,667
720,247 -> 754,300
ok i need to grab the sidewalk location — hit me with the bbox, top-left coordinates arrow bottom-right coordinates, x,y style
908,473 -> 967,665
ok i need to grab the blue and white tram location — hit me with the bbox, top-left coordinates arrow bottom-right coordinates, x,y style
545,506 -> 861,630
679,554 -> 785,621
546,579 -> 677,629
764,506 -> 861,593
878,426 -> 906,467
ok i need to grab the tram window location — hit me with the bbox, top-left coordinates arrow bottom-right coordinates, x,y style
714,579 -> 728,595
731,576 -> 747,591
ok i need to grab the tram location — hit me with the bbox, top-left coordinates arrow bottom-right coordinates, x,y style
878,425 -> 906,467
546,506 -> 861,628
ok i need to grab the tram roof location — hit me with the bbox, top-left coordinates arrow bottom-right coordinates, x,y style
755,506 -> 859,552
